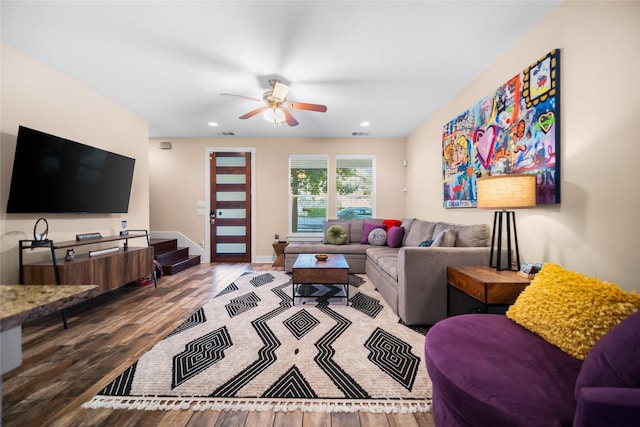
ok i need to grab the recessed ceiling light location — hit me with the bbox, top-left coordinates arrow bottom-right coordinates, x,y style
360,121 -> 370,127
208,122 -> 219,127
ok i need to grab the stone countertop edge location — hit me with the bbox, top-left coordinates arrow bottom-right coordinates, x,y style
0,285 -> 99,331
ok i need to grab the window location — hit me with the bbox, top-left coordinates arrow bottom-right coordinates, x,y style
289,155 -> 328,234
336,155 -> 375,219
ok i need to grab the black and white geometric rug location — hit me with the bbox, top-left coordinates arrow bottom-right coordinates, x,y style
83,271 -> 432,413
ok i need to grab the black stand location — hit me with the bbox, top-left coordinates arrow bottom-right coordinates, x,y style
19,239 -> 69,328
489,210 -> 521,271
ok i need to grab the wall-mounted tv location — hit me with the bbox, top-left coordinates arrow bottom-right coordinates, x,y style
6,126 -> 136,214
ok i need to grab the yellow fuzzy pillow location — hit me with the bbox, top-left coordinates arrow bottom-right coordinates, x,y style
506,263 -> 640,360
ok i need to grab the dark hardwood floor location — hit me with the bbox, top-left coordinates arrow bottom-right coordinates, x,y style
2,263 -> 435,427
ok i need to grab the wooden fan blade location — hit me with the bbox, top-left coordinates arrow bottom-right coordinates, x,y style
281,108 -> 299,126
239,106 -> 267,119
272,82 -> 290,101
221,93 -> 261,102
283,102 -> 327,112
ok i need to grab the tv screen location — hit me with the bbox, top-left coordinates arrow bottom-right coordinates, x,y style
6,126 -> 136,214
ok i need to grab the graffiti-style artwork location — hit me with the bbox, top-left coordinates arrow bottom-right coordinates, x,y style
442,49 -> 560,208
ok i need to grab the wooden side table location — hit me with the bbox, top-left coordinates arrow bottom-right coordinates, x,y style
272,242 -> 288,268
447,266 -> 532,317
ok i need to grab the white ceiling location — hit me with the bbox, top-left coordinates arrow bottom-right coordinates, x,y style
1,1 -> 560,139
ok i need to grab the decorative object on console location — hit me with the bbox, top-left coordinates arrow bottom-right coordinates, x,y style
88,247 -> 120,257
477,174 -> 536,271
76,232 -> 103,241
33,217 -> 49,243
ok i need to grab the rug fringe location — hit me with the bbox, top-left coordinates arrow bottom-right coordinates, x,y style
82,396 -> 432,414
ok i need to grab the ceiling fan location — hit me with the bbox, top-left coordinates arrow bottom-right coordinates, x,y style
221,79 -> 327,127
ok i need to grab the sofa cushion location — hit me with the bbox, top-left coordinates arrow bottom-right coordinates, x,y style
432,222 -> 490,247
346,219 -> 364,243
403,219 -> 437,247
323,220 -> 351,243
506,263 -> 640,360
368,228 -> 387,246
360,221 -> 386,244
431,229 -> 457,247
326,225 -> 348,245
575,310 -> 640,396
366,247 -> 399,280
387,226 -> 405,248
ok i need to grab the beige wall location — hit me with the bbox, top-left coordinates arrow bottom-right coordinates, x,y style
0,43 -> 150,284
149,137 -> 406,261
406,1 -> 640,291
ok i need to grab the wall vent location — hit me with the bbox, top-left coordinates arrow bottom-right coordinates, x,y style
220,132 -> 235,136
351,131 -> 370,136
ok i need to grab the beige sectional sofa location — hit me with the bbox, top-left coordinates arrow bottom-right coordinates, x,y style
284,218 -> 495,325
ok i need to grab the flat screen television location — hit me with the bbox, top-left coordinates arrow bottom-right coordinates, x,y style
6,126 -> 136,214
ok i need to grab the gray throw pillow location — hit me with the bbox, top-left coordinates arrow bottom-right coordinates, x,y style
368,228 -> 387,246
431,229 -> 457,247
404,219 -> 438,247
432,222 -> 489,247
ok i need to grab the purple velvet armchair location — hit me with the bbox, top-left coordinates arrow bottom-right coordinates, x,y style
424,311 -> 640,426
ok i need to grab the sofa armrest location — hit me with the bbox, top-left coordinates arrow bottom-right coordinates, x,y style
574,387 -> 640,427
397,247 -> 495,325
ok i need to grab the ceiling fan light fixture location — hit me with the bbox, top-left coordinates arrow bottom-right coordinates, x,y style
263,107 -> 286,124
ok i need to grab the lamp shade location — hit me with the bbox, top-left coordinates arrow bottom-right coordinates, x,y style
477,175 -> 536,209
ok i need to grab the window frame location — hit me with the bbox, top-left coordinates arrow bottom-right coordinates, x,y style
335,154 -> 376,220
288,154 -> 329,239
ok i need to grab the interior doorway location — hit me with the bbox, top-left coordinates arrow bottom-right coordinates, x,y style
208,150 -> 253,262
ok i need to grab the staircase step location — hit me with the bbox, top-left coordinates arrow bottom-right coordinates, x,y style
156,247 -> 190,266
163,255 -> 201,275
150,238 -> 178,255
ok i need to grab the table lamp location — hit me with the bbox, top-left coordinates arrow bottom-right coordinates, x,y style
477,175 -> 536,271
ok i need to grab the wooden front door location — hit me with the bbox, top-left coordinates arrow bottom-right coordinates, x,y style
209,152 -> 252,262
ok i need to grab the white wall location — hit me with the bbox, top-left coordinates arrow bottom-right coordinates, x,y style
406,1 -> 640,291
0,43 -> 150,284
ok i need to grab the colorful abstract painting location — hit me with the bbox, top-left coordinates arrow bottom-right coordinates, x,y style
442,49 -> 560,208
